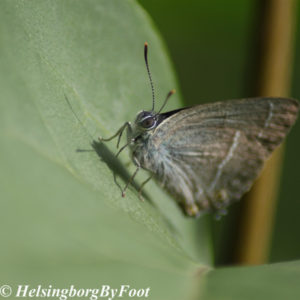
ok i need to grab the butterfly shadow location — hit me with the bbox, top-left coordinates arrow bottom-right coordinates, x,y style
76,140 -> 182,237
76,140 -> 156,205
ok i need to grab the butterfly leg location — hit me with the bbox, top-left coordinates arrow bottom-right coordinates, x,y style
113,171 -> 123,195
109,138 -> 136,196
121,157 -> 140,197
138,174 -> 153,201
115,139 -> 133,158
98,122 -> 132,148
110,142 -> 136,196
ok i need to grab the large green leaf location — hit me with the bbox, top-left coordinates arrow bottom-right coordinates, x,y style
201,260 -> 300,300
1,1 -> 300,300
0,0 -> 210,299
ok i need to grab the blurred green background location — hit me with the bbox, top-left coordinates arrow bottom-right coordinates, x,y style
138,0 -> 300,265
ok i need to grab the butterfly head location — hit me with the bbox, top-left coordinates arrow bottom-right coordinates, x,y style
134,111 -> 157,131
127,111 -> 158,147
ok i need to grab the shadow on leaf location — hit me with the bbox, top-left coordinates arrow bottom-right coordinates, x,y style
77,140 -> 179,237
79,140 -> 154,205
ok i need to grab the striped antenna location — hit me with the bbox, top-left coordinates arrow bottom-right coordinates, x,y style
144,42 -> 155,111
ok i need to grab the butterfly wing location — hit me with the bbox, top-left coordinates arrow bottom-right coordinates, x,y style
148,97 -> 299,217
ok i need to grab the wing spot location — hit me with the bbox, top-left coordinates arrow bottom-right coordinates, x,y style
209,131 -> 241,192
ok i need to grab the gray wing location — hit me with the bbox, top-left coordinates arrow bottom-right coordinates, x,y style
149,97 -> 299,217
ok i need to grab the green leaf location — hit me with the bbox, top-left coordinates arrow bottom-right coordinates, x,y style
201,260 -> 300,300
0,0 -> 210,299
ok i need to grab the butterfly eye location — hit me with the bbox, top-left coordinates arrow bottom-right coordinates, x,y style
141,116 -> 156,129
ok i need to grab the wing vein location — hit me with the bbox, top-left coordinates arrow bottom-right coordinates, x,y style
209,131 -> 241,192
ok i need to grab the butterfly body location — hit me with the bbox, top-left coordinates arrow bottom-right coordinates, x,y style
126,97 -> 299,217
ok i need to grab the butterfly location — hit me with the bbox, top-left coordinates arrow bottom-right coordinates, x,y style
99,42 -> 299,217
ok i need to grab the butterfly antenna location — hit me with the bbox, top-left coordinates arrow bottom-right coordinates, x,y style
156,89 -> 176,115
144,42 -> 155,111
64,94 -> 94,141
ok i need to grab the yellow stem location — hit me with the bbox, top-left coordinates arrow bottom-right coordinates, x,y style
236,0 -> 297,265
